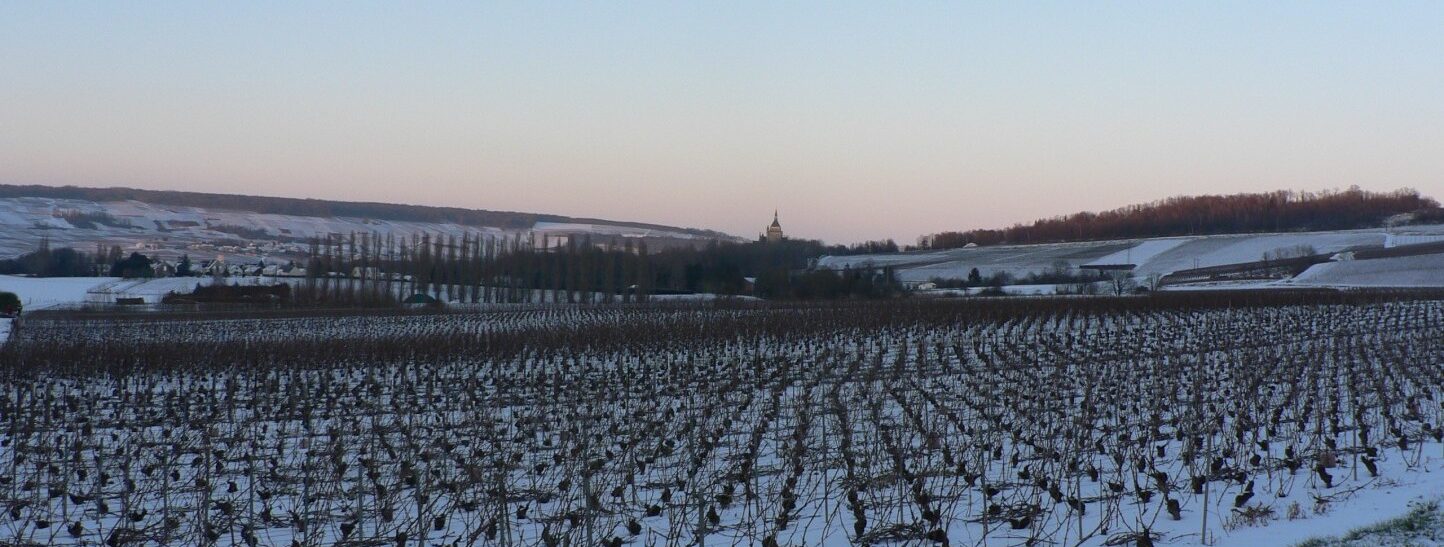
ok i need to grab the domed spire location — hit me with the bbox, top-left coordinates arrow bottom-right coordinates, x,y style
765,210 -> 784,243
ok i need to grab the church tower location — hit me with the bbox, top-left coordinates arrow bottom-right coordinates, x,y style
765,210 -> 785,243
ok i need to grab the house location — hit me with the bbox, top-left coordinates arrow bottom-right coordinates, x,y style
151,260 -> 177,278
199,259 -> 228,277
351,266 -> 383,279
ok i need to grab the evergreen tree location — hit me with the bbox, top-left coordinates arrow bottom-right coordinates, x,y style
0,291 -> 20,315
110,252 -> 155,278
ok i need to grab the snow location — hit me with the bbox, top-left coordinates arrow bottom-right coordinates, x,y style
1084,238 -> 1193,268
647,293 -> 763,302
0,275 -> 288,310
1289,253 -> 1444,288
1158,280 -> 1291,291
917,283 -> 1076,296
532,221 -> 709,239
1217,462 -> 1444,546
81,277 -> 221,303
1387,234 -> 1444,248
819,241 -> 1132,283
0,197 -> 725,260
0,275 -> 748,314
1131,232 -> 1385,276
826,225 -> 1444,288
5,301 -> 1444,546
0,275 -> 118,310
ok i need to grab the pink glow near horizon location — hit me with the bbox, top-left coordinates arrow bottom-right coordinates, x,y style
2,3 -> 1441,243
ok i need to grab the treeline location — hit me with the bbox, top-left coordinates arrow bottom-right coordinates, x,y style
295,231 -> 659,305
930,262 -> 1109,289
301,233 -> 899,303
53,209 -> 134,229
0,240 -> 103,277
0,241 -> 199,278
650,239 -> 899,299
758,268 -> 900,299
652,239 -> 823,294
825,239 -> 901,255
1,233 -> 898,303
0,184 -> 728,236
925,187 -> 1439,248
164,284 -> 291,304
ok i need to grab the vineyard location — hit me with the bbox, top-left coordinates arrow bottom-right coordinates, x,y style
3,294 -> 1444,546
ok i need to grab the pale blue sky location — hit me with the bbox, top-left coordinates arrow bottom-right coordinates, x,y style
3,2 -> 1442,243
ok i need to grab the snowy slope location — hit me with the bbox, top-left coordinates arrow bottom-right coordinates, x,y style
1388,234 -> 1444,248
818,241 -> 1131,283
823,225 -> 1444,286
1084,238 -> 1193,268
0,196 -> 735,260
1132,232 -> 1385,276
1290,253 -> 1444,288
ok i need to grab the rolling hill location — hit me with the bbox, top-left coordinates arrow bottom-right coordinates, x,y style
819,224 -> 1444,291
0,185 -> 740,261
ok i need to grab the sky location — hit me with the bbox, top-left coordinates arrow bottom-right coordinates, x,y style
2,2 -> 1442,244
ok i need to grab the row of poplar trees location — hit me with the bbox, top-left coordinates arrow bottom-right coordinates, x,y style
299,231 -> 654,305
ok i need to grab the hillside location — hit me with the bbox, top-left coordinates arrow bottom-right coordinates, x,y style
0,185 -> 733,237
923,187 -> 1441,249
819,224 -> 1444,290
0,185 -> 739,260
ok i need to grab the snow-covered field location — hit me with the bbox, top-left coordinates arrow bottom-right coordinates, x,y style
917,283 -> 1081,297
1130,232 -> 1385,277
819,241 -> 1133,283
822,225 -> 1444,290
1083,238 -> 1193,269
0,196 -> 730,261
1290,254 -> 1444,288
1288,497 -> 1444,546
0,275 -> 291,310
0,275 -> 113,310
3,298 -> 1443,546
